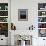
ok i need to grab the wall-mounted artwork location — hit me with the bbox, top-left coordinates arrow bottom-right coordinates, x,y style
18,9 -> 28,21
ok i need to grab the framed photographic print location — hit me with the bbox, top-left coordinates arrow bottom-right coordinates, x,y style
18,9 -> 28,21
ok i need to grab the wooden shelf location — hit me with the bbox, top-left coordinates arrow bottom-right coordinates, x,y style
38,16 -> 46,17
0,16 -> 8,17
0,10 -> 8,11
38,22 -> 46,23
38,28 -> 46,29
0,22 -> 8,23
38,10 -> 46,11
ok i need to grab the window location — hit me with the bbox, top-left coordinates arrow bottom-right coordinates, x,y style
18,9 -> 28,21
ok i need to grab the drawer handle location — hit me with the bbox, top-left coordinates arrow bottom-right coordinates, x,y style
1,39 -> 3,40
43,39 -> 45,40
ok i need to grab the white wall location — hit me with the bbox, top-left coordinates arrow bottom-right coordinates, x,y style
11,0 -> 46,46
11,0 -> 38,30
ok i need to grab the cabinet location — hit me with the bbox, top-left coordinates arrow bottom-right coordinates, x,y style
0,35 -> 8,45
38,3 -> 46,37
0,3 -> 8,37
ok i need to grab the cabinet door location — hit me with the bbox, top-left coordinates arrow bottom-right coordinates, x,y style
38,38 -> 46,46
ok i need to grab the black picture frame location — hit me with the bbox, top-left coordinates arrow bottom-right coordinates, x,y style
18,9 -> 28,21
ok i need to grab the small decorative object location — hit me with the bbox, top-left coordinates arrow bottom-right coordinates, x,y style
0,6 -> 1,10
2,18 -> 7,22
38,17 -> 42,22
5,6 -> 8,10
38,3 -> 46,10
39,29 -> 46,37
29,25 -> 35,30
0,17 -> 7,22
20,35 -> 32,45
39,24 -> 46,28
15,35 -> 32,45
29,27 -> 30,30
42,12 -> 45,15
40,29 -> 45,34
45,6 -> 46,8
11,23 -> 16,30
